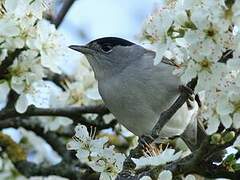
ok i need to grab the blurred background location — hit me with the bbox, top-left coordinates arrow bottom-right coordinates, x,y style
58,0 -> 162,44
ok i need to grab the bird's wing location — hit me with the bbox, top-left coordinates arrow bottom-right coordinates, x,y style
119,52 -> 181,114
98,50 -> 183,136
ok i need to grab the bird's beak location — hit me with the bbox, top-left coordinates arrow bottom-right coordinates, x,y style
69,45 -> 94,55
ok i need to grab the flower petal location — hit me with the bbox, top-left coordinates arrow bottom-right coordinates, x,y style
158,170 -> 172,180
15,94 -> 29,113
206,116 -> 220,135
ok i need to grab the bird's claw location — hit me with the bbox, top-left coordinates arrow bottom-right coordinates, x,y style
178,85 -> 195,102
139,134 -> 155,148
179,85 -> 194,96
178,85 -> 202,109
186,99 -> 194,110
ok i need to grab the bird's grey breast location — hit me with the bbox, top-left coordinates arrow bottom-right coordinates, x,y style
98,56 -> 180,135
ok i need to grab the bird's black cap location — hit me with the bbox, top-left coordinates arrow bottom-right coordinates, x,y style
88,37 -> 135,47
69,37 -> 136,54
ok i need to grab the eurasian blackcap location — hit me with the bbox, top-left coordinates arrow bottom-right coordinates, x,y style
69,37 -> 196,137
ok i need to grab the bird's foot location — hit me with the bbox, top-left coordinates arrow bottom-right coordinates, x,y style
179,85 -> 195,109
178,85 -> 194,99
139,134 -> 155,149
195,93 -> 202,108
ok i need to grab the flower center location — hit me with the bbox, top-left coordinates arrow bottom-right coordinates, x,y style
204,24 -> 218,42
199,59 -> 213,72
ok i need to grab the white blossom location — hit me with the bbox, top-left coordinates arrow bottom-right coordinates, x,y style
0,0 -> 69,113
67,124 -> 108,163
4,0 -> 51,19
67,124 -> 126,179
19,128 -> 61,164
0,80 -> 10,110
158,170 -> 172,180
132,148 -> 182,169
185,174 -> 196,180
140,176 -> 152,180
141,8 -> 174,64
15,80 -> 51,113
142,0 -> 240,134
30,176 -> 68,180
60,57 -> 101,107
26,20 -> 66,74
0,16 -> 20,37
89,146 -> 125,180
37,84 -> 73,132
41,116 -> 72,132
9,50 -> 44,93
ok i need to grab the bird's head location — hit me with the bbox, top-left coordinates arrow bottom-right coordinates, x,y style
69,37 -> 155,80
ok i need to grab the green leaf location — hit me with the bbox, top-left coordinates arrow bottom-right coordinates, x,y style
224,154 -> 235,163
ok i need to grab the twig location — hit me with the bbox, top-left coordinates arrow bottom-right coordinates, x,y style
0,104 -> 109,120
0,49 -> 23,78
54,0 -> 75,28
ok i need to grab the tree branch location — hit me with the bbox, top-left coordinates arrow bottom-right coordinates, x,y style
0,105 -> 118,132
15,161 -> 84,180
0,104 -> 109,120
119,130 -> 240,180
0,118 -> 71,160
53,0 -> 75,28
0,117 -> 117,161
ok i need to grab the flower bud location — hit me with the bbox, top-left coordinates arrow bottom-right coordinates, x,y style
223,131 -> 235,143
210,133 -> 222,144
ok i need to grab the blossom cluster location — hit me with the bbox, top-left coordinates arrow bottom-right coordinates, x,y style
67,124 -> 125,180
131,142 -> 190,180
141,0 -> 240,135
0,0 -> 99,131
0,0 -> 65,113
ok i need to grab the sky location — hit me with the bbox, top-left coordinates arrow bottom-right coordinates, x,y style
59,0 -> 162,44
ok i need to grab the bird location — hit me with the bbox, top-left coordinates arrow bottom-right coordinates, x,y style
69,37 -> 196,138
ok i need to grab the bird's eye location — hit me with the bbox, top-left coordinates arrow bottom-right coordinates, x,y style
101,44 -> 113,53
